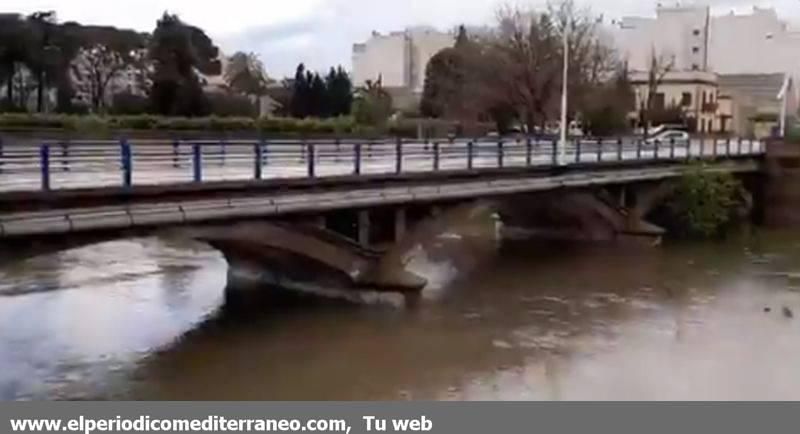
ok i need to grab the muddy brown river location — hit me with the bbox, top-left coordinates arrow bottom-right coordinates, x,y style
1,216 -> 800,400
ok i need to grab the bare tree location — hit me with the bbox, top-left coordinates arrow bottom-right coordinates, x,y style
640,48 -> 675,137
478,1 -> 616,132
482,6 -> 560,130
71,44 -> 145,112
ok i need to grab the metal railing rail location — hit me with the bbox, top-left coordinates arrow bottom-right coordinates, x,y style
0,137 -> 765,193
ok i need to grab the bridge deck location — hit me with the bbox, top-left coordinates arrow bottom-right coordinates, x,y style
0,158 -> 761,238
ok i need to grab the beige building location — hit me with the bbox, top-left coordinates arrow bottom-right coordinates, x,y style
352,26 -> 454,109
630,70 -> 797,138
630,70 -> 721,133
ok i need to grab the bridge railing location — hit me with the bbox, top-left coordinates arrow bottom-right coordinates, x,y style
0,136 -> 764,193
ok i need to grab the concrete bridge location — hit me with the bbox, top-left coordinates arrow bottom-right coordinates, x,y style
0,136 -> 769,296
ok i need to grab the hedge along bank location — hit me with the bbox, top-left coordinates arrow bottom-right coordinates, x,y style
0,114 -> 495,139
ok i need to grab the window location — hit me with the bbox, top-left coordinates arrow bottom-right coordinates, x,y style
692,46 -> 700,54
692,64 -> 700,71
653,93 -> 666,110
693,29 -> 701,36
681,92 -> 692,106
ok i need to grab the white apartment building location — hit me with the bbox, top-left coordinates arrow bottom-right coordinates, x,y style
613,5 -> 800,80
352,26 -> 454,108
614,5 -> 711,73
614,4 -> 799,136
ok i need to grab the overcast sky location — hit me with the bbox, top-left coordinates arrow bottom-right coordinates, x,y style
2,0 -> 799,77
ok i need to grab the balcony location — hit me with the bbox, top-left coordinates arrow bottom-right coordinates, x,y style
702,102 -> 718,113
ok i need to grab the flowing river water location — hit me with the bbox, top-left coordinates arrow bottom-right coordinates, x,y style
1,212 -> 800,400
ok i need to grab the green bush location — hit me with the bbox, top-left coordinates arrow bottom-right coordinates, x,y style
669,163 -> 743,238
111,115 -> 159,130
111,93 -> 150,116
206,93 -> 258,117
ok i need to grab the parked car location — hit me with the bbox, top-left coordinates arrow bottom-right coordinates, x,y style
645,130 -> 689,145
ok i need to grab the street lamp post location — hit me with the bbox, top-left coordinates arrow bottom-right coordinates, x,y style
558,18 -> 569,165
778,74 -> 790,138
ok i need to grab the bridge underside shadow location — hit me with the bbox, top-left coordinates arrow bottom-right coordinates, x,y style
495,186 -> 671,244
184,221 -> 427,296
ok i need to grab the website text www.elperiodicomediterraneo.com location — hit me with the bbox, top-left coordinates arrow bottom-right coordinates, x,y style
9,414 -> 435,433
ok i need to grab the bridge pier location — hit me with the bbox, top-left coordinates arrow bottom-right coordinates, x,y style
358,210 -> 370,246
395,208 -> 407,242
764,140 -> 800,226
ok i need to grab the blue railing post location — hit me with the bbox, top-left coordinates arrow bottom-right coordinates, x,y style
712,137 -> 717,158
525,137 -> 532,166
254,141 -> 263,180
636,139 -> 642,160
433,141 -> 440,171
575,139 -> 581,164
334,138 -> 341,163
60,140 -> 70,172
40,144 -> 50,191
172,139 -> 180,168
354,143 -> 362,175
467,140 -> 474,170
737,137 -> 743,155
307,142 -> 316,178
192,143 -> 202,182
262,139 -> 269,166
396,137 -> 403,174
120,139 -> 132,188
220,140 -> 227,166
617,138 -> 623,161
726,137 -> 731,157
0,136 -> 4,174
552,139 -> 558,165
654,140 -> 660,159
497,140 -> 504,168
670,138 -> 675,159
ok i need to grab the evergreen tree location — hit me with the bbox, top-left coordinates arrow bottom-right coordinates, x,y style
334,66 -> 353,116
290,63 -> 308,117
148,13 -> 217,116
323,66 -> 353,117
455,24 -> 469,48
309,72 -> 326,117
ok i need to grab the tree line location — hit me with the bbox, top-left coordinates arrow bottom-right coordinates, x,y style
287,63 -> 353,118
0,11 -> 227,116
3,2 -> 676,136
0,10 -> 363,121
